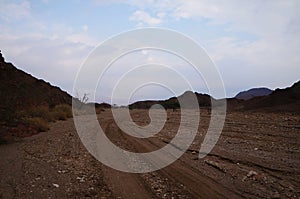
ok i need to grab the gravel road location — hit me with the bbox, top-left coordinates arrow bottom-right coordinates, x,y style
0,109 -> 299,198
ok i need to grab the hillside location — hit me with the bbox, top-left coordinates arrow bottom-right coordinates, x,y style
0,51 -> 72,111
0,51 -> 74,141
235,87 -> 273,100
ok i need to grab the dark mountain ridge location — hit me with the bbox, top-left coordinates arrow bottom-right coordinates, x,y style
130,82 -> 300,113
129,91 -> 212,109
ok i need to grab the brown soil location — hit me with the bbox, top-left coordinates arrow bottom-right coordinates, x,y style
0,109 -> 299,198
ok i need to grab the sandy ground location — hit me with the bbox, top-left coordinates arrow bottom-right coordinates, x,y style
0,109 -> 299,198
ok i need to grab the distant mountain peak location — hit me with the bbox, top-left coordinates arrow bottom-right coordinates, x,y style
235,87 -> 273,100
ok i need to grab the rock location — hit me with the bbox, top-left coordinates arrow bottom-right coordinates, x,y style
247,170 -> 258,178
242,170 -> 259,181
76,176 -> 85,182
53,183 -> 59,188
204,160 -> 226,173
242,176 -> 247,182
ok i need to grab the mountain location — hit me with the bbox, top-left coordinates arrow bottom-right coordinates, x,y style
130,81 -> 300,113
242,81 -> 300,112
235,87 -> 273,100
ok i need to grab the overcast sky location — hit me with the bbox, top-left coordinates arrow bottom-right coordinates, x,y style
0,0 -> 299,104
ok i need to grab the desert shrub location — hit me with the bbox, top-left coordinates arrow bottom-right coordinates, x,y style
52,104 -> 72,118
50,109 -> 67,120
0,104 -> 73,138
25,117 -> 49,132
26,106 -> 53,122
49,104 -> 73,121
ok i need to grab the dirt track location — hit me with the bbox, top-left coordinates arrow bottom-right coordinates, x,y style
0,109 -> 299,198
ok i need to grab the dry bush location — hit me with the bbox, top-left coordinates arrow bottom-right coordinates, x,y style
52,104 -> 72,118
26,106 -> 54,122
50,104 -> 72,121
25,117 -> 49,132
18,104 -> 72,134
50,109 -> 67,121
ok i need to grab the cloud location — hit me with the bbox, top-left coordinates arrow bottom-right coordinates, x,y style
161,0 -> 300,94
172,0 -> 300,37
206,34 -> 300,96
82,25 -> 89,32
0,0 -> 31,21
1,0 -> 299,101
0,0 -> 104,94
129,10 -> 163,26
66,33 -> 98,46
0,1 -> 98,95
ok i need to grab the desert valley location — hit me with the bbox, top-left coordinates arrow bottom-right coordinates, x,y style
0,50 -> 299,198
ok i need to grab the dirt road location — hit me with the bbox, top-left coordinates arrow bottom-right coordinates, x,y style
0,109 -> 299,198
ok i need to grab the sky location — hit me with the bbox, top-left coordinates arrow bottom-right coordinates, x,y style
0,0 -> 299,105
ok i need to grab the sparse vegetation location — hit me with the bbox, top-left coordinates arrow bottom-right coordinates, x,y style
0,56 -> 73,141
51,104 -> 72,120
25,106 -> 54,122
51,109 -> 67,121
16,104 -> 73,134
53,104 -> 73,118
24,117 -> 49,132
